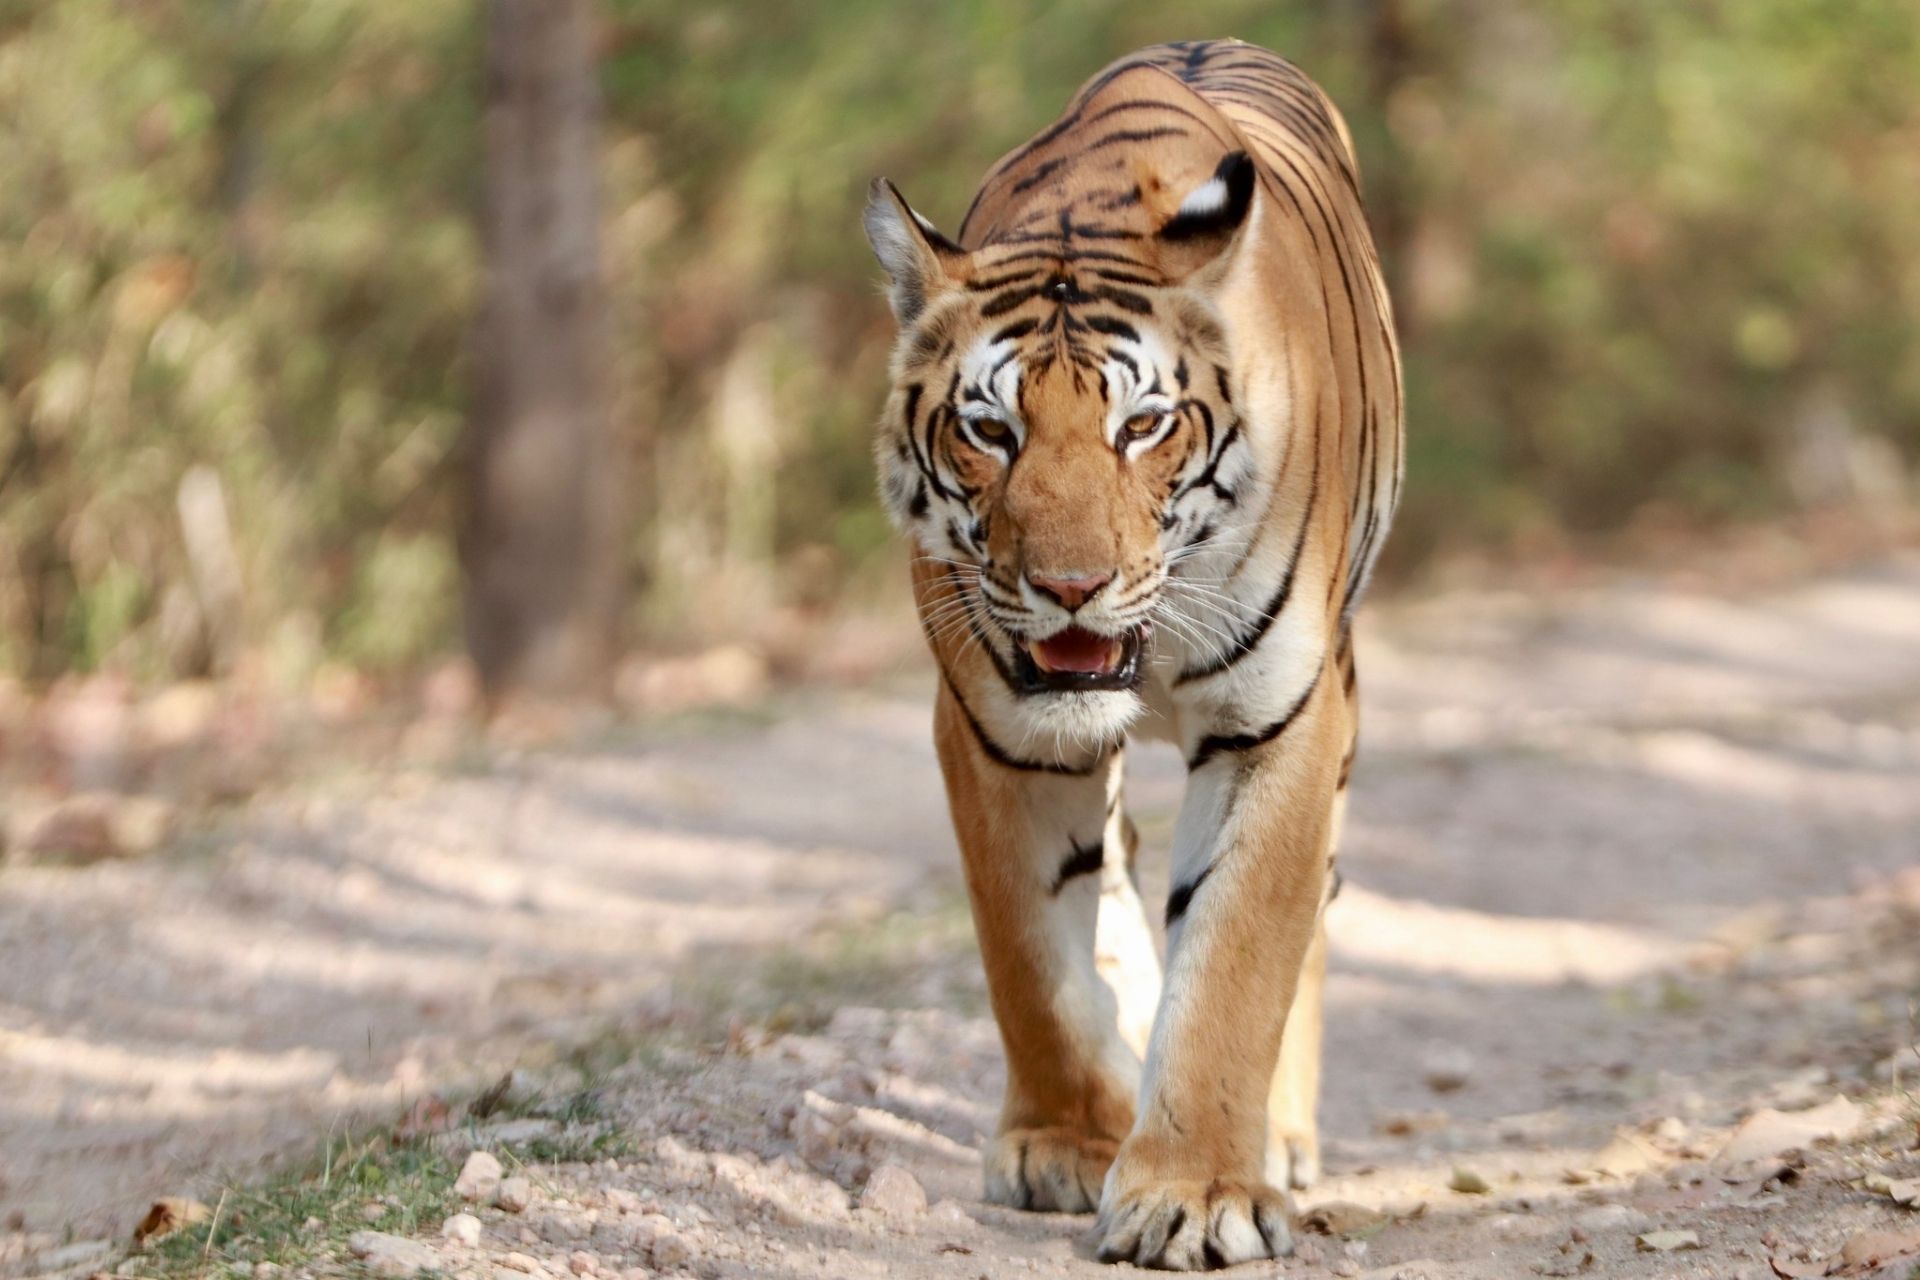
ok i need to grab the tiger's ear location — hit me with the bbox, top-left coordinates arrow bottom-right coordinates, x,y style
1155,151 -> 1257,284
863,179 -> 964,325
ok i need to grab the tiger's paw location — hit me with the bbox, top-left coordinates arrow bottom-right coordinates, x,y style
984,1127 -> 1119,1214
1094,1166 -> 1293,1270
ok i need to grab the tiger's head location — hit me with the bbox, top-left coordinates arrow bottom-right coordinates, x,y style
864,151 -> 1263,724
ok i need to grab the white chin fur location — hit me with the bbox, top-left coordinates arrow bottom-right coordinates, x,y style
1007,688 -> 1144,756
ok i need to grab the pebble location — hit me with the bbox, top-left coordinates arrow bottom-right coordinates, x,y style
1420,1044 -> 1475,1093
1574,1204 -> 1652,1233
501,1250 -> 545,1274
650,1227 -> 694,1270
926,1199 -> 974,1229
1447,1167 -> 1491,1194
442,1213 -> 483,1247
858,1163 -> 927,1217
569,1249 -> 599,1275
457,1152 -> 505,1203
347,1230 -> 441,1277
499,1176 -> 535,1213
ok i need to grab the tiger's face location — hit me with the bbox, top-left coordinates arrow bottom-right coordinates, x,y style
865,156 -> 1259,719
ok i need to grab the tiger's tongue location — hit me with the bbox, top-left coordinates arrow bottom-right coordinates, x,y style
1031,627 -> 1121,674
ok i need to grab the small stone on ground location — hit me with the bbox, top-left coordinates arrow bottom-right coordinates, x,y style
456,1150 -> 504,1202
859,1162 -> 927,1217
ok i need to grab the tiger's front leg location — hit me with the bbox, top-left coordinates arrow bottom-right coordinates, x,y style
932,681 -> 1149,1213
1094,670 -> 1342,1270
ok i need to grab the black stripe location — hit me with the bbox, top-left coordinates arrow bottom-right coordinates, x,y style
1083,125 -> 1188,153
944,568 -> 1027,694
1080,265 -> 1162,287
1051,838 -> 1104,894
1010,156 -> 1068,195
1090,286 -> 1153,315
1165,863 -> 1214,926
966,269 -> 1046,293
980,285 -> 1046,317
940,669 -> 1098,777
1188,664 -> 1323,770
1175,448 -> 1321,685
903,387 -> 962,506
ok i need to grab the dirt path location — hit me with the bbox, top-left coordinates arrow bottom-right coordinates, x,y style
3,555 -> 1919,1277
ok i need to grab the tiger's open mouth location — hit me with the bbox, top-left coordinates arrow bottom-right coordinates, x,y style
1014,622 -> 1150,694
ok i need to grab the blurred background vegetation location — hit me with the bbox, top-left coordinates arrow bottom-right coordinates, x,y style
2,0 -> 1917,687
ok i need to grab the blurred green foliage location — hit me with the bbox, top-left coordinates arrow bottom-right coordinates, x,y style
2,0 -> 1916,680
0,0 -> 477,679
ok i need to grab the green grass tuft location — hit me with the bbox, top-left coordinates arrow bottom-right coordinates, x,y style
124,1132 -> 459,1280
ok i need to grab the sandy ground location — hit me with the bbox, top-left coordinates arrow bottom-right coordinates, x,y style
3,554 -> 1919,1277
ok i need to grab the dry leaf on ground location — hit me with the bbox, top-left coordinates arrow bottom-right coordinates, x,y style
1862,1173 -> 1920,1208
133,1197 -> 211,1244
1713,1095 -> 1864,1167
1300,1201 -> 1390,1236
1836,1227 -> 1920,1273
1576,1129 -> 1665,1181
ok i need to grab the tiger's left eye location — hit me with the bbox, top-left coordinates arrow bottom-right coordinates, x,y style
973,417 -> 1014,445
1120,411 -> 1165,442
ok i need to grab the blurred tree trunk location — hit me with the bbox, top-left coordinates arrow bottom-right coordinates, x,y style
1360,0 -> 1415,336
462,0 -> 622,703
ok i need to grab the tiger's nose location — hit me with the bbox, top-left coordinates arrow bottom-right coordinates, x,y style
1027,570 -> 1113,610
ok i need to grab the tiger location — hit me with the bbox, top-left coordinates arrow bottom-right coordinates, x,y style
861,38 -> 1401,1269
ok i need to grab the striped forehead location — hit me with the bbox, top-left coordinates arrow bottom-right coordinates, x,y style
957,333 -> 1025,416
1102,324 -> 1173,403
